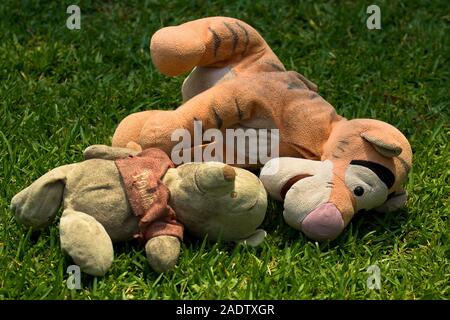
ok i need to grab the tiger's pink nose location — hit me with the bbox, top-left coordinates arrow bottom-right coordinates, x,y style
301,203 -> 345,241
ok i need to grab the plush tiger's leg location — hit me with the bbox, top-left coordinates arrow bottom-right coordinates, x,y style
112,110 -> 166,150
150,17 -> 274,77
137,80 -> 256,154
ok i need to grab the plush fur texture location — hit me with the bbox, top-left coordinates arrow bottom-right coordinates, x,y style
10,145 -> 267,275
111,16 -> 412,241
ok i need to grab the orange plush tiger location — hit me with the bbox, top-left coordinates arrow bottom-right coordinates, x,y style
112,17 -> 412,240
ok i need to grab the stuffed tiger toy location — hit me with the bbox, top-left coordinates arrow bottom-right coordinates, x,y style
112,17 -> 412,241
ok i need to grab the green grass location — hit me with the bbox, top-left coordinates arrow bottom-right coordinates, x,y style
0,0 -> 449,299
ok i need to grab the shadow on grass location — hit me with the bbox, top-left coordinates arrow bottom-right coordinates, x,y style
350,208 -> 410,239
18,196 -> 412,288
262,198 -> 411,252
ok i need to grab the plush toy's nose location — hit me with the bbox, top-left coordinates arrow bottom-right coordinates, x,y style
222,165 -> 236,181
195,164 -> 236,192
301,203 -> 345,241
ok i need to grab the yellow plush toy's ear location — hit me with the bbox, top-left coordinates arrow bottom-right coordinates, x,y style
361,132 -> 403,158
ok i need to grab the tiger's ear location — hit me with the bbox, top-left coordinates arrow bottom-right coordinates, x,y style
361,132 -> 402,158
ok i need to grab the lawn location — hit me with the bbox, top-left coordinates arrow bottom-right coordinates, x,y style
0,0 -> 448,299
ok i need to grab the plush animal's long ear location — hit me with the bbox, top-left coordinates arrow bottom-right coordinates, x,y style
260,158 -> 330,201
83,145 -> 140,160
374,189 -> 408,213
361,132 -> 402,158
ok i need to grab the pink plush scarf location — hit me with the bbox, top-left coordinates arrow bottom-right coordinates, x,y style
115,148 -> 184,242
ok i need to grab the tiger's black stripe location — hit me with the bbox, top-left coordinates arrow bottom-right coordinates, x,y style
223,22 -> 239,53
266,61 -> 285,72
296,73 -> 318,92
235,98 -> 243,120
213,107 -> 223,129
235,21 -> 249,55
398,156 -> 411,173
208,27 -> 221,57
287,81 -> 306,90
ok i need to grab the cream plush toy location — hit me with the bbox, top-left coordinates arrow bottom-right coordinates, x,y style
10,145 -> 267,276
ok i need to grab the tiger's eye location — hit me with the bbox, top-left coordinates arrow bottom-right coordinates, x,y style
353,186 -> 364,196
230,191 -> 237,198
